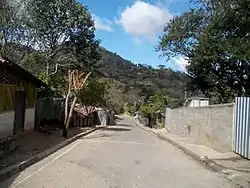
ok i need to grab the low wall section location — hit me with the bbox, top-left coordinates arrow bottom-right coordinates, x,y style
165,103 -> 234,152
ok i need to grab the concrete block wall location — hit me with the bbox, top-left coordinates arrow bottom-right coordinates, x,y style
166,103 -> 234,152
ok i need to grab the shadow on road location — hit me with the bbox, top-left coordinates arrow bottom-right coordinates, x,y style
105,127 -> 132,132
83,133 -> 117,140
0,171 -> 20,188
114,116 -> 123,121
117,124 -> 134,128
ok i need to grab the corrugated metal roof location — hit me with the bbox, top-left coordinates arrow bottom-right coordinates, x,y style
74,106 -> 97,117
0,56 -> 46,87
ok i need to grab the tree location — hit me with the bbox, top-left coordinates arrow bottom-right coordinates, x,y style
25,0 -> 100,79
79,78 -> 107,114
22,0 -> 101,136
157,8 -> 206,60
0,0 -> 28,60
140,92 -> 166,128
157,0 -> 250,103
103,78 -> 126,114
63,70 -> 91,138
126,102 -> 137,115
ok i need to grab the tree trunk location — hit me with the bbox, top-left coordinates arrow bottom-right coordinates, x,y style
64,90 -> 71,125
63,96 -> 77,138
64,70 -> 72,125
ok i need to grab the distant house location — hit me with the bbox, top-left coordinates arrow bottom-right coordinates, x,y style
184,97 -> 209,107
0,56 -> 46,138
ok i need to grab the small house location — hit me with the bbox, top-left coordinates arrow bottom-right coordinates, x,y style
0,56 -> 46,138
185,97 -> 210,107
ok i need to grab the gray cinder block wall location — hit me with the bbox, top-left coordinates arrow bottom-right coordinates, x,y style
165,103 -> 234,152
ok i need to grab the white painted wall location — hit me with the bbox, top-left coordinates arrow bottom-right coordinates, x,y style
188,99 -> 209,107
200,100 -> 209,107
0,111 -> 14,138
24,108 -> 35,130
0,108 -> 35,139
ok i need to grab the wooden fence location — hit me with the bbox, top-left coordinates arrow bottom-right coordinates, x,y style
35,98 -> 115,129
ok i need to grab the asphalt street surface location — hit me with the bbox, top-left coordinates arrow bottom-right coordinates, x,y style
0,116 -> 233,188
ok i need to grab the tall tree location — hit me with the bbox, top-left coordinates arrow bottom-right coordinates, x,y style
25,0 -> 100,79
158,0 -> 250,103
0,0 -> 28,59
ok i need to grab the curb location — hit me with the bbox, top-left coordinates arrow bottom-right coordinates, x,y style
134,118 -> 224,172
154,131 -> 250,188
133,118 -> 248,188
152,131 -> 225,172
0,126 -> 107,182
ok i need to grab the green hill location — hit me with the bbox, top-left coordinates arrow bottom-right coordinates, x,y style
98,47 -> 189,99
4,45 -> 190,111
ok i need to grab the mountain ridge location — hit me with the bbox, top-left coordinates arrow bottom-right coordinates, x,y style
97,47 -> 189,99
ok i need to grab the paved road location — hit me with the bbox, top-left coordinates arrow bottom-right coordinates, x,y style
1,116 -> 233,188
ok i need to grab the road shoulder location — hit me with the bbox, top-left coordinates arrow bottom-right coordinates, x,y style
0,126 -> 106,182
133,117 -> 250,188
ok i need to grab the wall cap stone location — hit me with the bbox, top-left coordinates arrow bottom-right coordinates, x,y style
170,103 -> 234,111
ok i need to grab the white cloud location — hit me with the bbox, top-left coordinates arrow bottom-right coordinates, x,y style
117,1 -> 172,40
92,15 -> 113,32
172,56 -> 189,72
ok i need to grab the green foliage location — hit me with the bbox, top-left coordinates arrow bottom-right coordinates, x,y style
158,0 -> 250,103
157,8 -> 206,60
25,0 -> 100,69
164,95 -> 184,109
0,0 -> 100,88
1,0 -> 191,110
1,0 -> 101,99
101,78 -> 129,114
161,122 -> 165,129
79,78 -> 107,107
0,0 -> 27,58
98,48 -> 189,101
139,92 -> 184,128
19,52 -> 45,73
50,74 -> 68,97
37,72 -> 49,85
140,92 -> 166,117
126,102 -> 137,115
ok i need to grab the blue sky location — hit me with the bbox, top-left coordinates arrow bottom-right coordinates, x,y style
80,0 -> 192,71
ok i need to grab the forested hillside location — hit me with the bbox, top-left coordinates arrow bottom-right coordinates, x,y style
97,47 -> 189,99
4,45 -> 189,111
